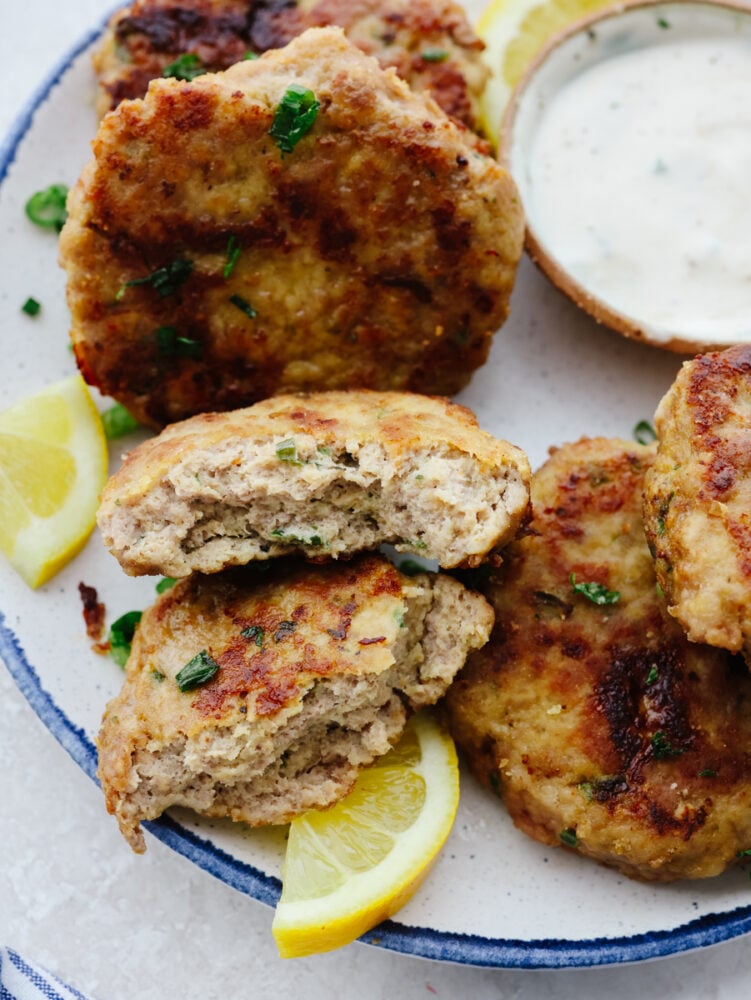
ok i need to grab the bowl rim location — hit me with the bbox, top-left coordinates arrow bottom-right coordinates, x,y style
498,0 -> 751,355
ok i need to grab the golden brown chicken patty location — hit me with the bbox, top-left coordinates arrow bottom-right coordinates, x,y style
97,554 -> 493,852
446,437 -> 751,882
61,27 -> 523,428
93,0 -> 490,139
97,390 -> 531,576
643,345 -> 751,658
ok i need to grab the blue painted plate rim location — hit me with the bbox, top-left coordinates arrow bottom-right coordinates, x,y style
3,15 -> 751,970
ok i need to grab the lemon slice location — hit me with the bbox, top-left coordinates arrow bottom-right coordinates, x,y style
478,0 -> 616,146
0,374 -> 108,587
272,710 -> 459,958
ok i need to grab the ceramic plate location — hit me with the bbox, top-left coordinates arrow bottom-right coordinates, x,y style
2,3 -> 751,970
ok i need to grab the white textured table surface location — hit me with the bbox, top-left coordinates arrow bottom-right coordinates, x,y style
2,4 -> 751,998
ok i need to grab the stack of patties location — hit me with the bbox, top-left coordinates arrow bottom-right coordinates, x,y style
92,0 -> 491,143
96,390 -> 531,851
60,25 -> 523,428
446,433 -> 751,881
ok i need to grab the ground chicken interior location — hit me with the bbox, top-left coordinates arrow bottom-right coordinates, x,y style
97,555 -> 493,852
97,391 -> 531,575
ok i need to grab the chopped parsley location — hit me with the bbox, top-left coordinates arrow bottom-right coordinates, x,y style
651,731 -> 682,760
241,625 -> 265,647
175,650 -> 220,691
117,259 -> 193,300
270,527 -> 324,547
223,236 -> 242,279
244,51 -> 259,60
633,419 -> 657,445
559,828 -> 579,848
275,438 -> 302,464
570,574 -> 620,606
101,402 -> 139,439
645,664 -> 659,686
699,769 -> 717,778
421,48 -> 449,62
270,84 -> 320,154
155,326 -> 202,359
229,293 -> 257,318
657,16 -> 671,28
156,577 -> 178,594
396,559 -> 428,577
151,670 -> 166,683
108,610 -> 143,668
25,184 -> 69,231
737,849 -> 751,857
163,53 -> 206,81
22,297 -> 41,317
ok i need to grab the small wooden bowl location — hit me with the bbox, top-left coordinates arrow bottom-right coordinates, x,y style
499,0 -> 751,354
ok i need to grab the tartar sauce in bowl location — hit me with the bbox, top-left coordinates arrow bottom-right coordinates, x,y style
503,0 -> 751,352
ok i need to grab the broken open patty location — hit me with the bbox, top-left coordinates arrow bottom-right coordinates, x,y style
97,390 -> 531,576
97,553 -> 494,852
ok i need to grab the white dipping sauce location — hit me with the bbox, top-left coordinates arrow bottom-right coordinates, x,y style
518,29 -> 751,344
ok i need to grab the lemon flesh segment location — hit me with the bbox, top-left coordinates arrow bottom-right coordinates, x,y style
0,374 -> 108,588
272,711 -> 460,958
478,0 -> 616,148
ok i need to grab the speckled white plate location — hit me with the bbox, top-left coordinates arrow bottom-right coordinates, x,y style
2,3 -> 751,970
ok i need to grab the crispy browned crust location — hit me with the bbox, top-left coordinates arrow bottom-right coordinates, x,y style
63,28 -> 523,428
93,0 -> 490,139
644,345 -> 751,656
446,437 -> 751,881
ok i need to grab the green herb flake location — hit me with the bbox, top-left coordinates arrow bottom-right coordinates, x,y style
559,828 -> 579,848
570,574 -> 620,606
270,83 -> 320,154
578,782 -> 594,802
646,664 -> 659,686
275,438 -> 302,464
156,577 -> 178,594
656,582 -> 664,598
421,48 -> 450,62
25,184 -> 69,231
229,293 -> 257,318
176,650 -> 220,691
657,15 -> 671,28
151,670 -> 166,683
163,53 -> 206,81
22,297 -> 41,317
101,402 -> 140,439
241,625 -> 265,647
738,848 -> 751,857
108,610 -> 143,668
699,769 -> 718,778
223,236 -> 242,279
651,731 -> 683,760
397,559 -> 427,577
155,326 -> 202,359
633,419 -> 657,445
244,51 -> 259,60
117,259 -> 193,300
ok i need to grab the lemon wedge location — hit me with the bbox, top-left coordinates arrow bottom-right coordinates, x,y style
272,710 -> 459,958
0,374 -> 108,588
478,0 -> 616,146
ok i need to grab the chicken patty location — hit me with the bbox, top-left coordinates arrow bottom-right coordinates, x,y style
98,554 -> 493,852
61,27 -> 523,428
643,345 -> 751,658
97,390 -> 531,576
446,437 -> 751,881
93,0 -> 490,139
